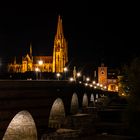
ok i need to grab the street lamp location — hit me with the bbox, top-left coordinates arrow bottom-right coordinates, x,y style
38,60 -> 43,79
56,73 -> 61,80
76,72 -> 81,82
69,77 -> 74,82
64,67 -> 68,80
35,67 -> 40,80
38,60 -> 43,65
77,72 -> 81,77
86,77 -> 90,82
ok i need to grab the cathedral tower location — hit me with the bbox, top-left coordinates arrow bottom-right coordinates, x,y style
52,15 -> 68,73
8,16 -> 68,74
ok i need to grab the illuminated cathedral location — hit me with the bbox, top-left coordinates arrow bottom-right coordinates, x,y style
8,15 -> 68,73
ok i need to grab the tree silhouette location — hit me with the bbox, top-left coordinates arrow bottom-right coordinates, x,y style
127,57 -> 140,137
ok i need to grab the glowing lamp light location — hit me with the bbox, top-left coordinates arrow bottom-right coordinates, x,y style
69,77 -> 74,82
38,60 -> 43,65
77,72 -> 81,77
94,86 -> 97,89
86,77 -> 90,82
56,73 -> 61,80
35,67 -> 40,72
56,73 -> 60,77
89,84 -> 93,87
97,83 -> 100,86
100,84 -> 103,87
64,67 -> 68,72
85,83 -> 88,86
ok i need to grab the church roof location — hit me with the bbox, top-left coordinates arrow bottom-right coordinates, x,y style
34,56 -> 53,63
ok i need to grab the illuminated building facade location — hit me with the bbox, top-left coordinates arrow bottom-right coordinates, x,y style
98,63 -> 107,86
8,15 -> 68,73
98,63 -> 118,92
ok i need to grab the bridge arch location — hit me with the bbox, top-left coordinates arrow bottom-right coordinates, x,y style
70,93 -> 79,114
90,93 -> 95,102
89,93 -> 95,107
3,110 -> 37,140
48,98 -> 65,129
82,93 -> 88,108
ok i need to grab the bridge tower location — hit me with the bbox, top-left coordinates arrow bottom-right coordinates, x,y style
98,63 -> 107,86
53,15 -> 68,72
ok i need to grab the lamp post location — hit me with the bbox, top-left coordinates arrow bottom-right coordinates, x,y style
86,77 -> 90,82
77,72 -> 81,82
35,67 -> 40,80
64,67 -> 68,80
69,77 -> 74,82
56,73 -> 61,80
38,60 -> 43,79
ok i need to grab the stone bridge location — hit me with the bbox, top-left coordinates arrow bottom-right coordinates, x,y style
0,80 -> 108,140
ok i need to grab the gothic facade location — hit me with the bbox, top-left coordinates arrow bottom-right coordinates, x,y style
8,15 -> 68,73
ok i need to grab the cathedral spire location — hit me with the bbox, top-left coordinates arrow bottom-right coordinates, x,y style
53,15 -> 68,73
29,42 -> 32,60
56,15 -> 63,38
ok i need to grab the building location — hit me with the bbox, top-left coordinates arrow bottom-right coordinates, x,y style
98,63 -> 118,92
8,15 -> 68,73
98,63 -> 107,86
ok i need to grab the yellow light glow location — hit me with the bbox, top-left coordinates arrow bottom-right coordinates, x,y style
35,67 -> 40,72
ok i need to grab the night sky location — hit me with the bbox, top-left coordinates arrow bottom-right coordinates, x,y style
0,2 -> 139,72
